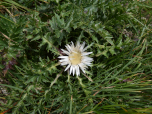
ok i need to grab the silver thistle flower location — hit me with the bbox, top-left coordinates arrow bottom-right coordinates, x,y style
58,41 -> 93,76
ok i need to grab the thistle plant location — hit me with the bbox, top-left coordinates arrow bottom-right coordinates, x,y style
0,0 -> 152,114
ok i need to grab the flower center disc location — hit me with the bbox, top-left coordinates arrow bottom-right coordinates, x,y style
69,51 -> 82,65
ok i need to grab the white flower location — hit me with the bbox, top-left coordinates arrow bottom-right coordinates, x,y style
58,41 -> 93,76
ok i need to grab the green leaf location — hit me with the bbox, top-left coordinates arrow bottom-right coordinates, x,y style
0,84 -> 25,92
109,46 -> 116,55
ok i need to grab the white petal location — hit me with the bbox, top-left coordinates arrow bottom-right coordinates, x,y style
80,42 -> 85,51
71,50 -> 77,54
73,65 -> 76,76
83,62 -> 92,66
61,49 -> 70,55
79,63 -> 86,73
81,62 -> 88,69
82,52 -> 92,56
64,64 -> 71,71
65,44 -> 71,52
82,61 -> 92,65
58,56 -> 69,59
83,45 -> 89,52
61,61 -> 69,65
59,58 -> 69,62
76,65 -> 80,76
82,57 -> 93,62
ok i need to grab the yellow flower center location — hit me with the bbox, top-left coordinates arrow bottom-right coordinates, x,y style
69,51 -> 82,65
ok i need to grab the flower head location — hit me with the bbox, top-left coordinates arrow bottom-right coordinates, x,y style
58,41 -> 93,76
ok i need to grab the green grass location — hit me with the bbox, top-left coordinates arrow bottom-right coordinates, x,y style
0,0 -> 152,114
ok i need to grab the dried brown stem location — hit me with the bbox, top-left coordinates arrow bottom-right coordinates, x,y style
82,72 -> 93,82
